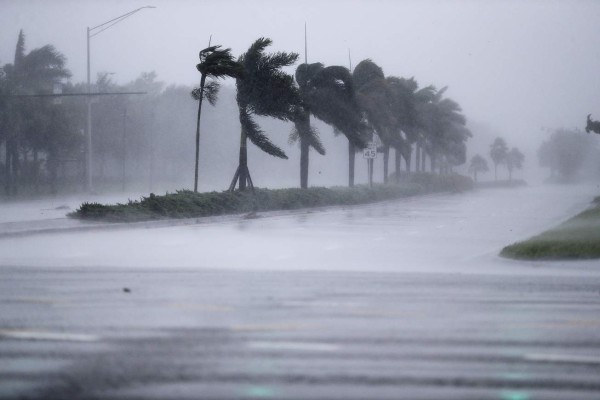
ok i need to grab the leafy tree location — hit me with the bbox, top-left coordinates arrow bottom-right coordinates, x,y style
506,147 -> 524,180
230,38 -> 298,191
293,62 -> 364,188
192,45 -> 242,192
538,129 -> 597,180
489,137 -> 508,180
1,30 -> 71,195
468,154 -> 489,182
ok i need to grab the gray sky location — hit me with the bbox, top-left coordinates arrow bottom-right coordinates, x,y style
2,0 -> 600,153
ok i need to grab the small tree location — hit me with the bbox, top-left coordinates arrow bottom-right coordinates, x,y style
489,137 -> 508,180
468,154 -> 489,182
506,147 -> 525,180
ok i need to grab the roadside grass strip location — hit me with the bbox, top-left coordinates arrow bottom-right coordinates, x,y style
501,196 -> 600,260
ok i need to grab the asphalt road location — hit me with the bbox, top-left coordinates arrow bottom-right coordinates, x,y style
1,184 -> 599,399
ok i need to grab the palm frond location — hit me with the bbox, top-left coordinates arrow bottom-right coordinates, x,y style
190,80 -> 220,105
240,107 -> 287,159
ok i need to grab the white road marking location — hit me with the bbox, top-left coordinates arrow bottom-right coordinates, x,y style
524,353 -> 600,365
0,329 -> 99,342
247,341 -> 339,352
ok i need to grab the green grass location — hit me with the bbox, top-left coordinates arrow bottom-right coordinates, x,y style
501,196 -> 600,260
69,173 -> 474,223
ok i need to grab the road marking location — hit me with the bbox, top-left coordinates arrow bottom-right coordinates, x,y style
167,303 -> 233,312
232,323 -> 317,332
0,329 -> 99,342
524,353 -> 600,365
247,341 -> 339,352
13,297 -> 67,305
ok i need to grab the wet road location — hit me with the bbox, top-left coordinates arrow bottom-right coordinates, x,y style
1,184 -> 600,399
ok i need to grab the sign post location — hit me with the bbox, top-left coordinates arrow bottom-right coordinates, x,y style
363,142 -> 377,188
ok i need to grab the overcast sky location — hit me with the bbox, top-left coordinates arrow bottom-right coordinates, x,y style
2,0 -> 600,152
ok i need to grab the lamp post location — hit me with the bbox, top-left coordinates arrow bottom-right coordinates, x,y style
86,6 -> 155,193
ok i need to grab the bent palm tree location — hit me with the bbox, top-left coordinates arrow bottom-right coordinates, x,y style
192,45 -> 242,192
229,38 -> 299,191
353,59 -> 396,183
293,63 -> 365,188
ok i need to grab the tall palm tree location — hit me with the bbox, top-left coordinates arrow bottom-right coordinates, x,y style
489,137 -> 508,180
386,76 -> 421,180
229,38 -> 299,191
420,87 -> 470,173
192,45 -> 242,192
293,63 -> 365,188
353,59 -> 397,184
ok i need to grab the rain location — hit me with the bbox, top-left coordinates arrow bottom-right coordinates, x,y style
1,1 -> 600,399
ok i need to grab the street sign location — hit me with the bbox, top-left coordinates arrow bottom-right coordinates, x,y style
363,143 -> 377,159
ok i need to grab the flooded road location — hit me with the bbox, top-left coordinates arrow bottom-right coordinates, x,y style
1,183 -> 599,399
0,183 -> 597,273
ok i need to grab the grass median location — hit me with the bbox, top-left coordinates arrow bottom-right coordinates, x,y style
69,173 -> 473,223
501,196 -> 600,260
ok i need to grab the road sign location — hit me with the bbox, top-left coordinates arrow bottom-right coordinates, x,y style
363,143 -> 377,159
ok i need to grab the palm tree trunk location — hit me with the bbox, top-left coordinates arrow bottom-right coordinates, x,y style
238,127 -> 248,191
421,149 -> 426,172
494,164 -> 498,181
404,147 -> 412,173
33,148 -> 39,193
4,142 -> 10,195
10,140 -> 18,196
300,137 -> 309,189
348,141 -> 355,187
430,153 -> 436,173
394,147 -> 401,183
193,74 -> 206,193
382,144 -> 389,184
415,143 -> 421,172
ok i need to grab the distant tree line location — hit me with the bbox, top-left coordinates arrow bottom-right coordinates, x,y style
467,137 -> 524,182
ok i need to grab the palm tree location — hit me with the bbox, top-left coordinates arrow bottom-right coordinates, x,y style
293,63 -> 365,188
506,147 -> 524,180
586,114 -> 600,134
385,76 -> 423,180
490,137 -> 508,180
421,87 -> 470,173
192,45 -> 242,192
469,154 -> 489,182
229,38 -> 299,191
353,59 -> 396,184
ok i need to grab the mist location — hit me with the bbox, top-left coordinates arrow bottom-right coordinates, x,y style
2,2 -> 600,399
2,0 -> 600,193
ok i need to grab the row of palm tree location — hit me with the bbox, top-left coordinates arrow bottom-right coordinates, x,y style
193,37 -> 472,192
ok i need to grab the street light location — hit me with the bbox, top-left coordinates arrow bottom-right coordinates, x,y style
86,6 -> 155,193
